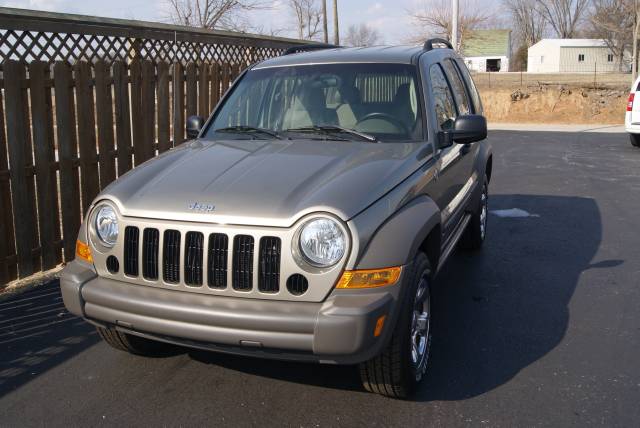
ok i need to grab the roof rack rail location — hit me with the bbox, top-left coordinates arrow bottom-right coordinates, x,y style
283,44 -> 340,56
423,38 -> 453,51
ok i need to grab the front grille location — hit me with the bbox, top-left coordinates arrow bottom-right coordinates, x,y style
208,233 -> 228,289
258,237 -> 281,293
142,228 -> 159,280
184,232 -> 204,286
163,230 -> 181,284
232,235 -> 254,291
113,226 -> 299,297
124,226 -> 139,276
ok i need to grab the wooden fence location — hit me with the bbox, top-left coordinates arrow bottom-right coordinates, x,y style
0,8 -> 305,285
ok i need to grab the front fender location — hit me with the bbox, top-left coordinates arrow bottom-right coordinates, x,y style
348,195 -> 440,270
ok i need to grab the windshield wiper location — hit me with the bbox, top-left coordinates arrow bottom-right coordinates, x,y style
214,126 -> 282,140
285,125 -> 378,143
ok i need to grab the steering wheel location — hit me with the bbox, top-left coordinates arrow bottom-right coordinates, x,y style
356,112 -> 408,134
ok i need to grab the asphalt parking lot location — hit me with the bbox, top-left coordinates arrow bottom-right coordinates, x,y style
1,129 -> 639,427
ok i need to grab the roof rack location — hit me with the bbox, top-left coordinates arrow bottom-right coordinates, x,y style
283,44 -> 340,56
423,38 -> 453,51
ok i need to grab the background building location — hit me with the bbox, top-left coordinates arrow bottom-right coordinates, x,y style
462,29 -> 511,73
527,39 -> 628,73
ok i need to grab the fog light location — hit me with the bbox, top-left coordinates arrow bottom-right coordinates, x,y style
336,266 -> 402,289
76,240 -> 93,263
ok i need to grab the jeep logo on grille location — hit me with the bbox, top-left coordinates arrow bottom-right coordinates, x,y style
188,202 -> 215,212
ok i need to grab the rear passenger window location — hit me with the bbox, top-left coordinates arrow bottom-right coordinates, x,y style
429,64 -> 457,130
453,59 -> 482,114
443,59 -> 470,115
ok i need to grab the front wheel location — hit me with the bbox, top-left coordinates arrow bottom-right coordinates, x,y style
359,252 -> 432,399
630,134 -> 640,147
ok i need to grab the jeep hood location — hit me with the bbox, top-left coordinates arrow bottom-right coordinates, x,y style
100,139 -> 427,227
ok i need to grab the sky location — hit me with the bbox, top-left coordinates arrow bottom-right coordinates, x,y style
0,0 -> 436,45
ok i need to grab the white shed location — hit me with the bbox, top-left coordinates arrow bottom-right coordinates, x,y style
527,39 -> 627,73
462,29 -> 511,72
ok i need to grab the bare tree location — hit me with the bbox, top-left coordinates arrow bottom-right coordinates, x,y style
344,24 -> 381,47
407,0 -> 494,50
288,0 -> 324,41
166,0 -> 270,31
588,0 -> 633,71
503,0 -> 546,71
503,0 -> 546,47
535,0 -> 590,38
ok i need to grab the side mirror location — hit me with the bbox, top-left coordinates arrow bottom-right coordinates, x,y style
451,114 -> 487,144
186,115 -> 205,139
438,115 -> 487,148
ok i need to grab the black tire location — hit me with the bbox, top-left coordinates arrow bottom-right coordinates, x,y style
631,134 -> 640,147
96,326 -> 175,357
359,252 -> 432,399
460,174 -> 489,251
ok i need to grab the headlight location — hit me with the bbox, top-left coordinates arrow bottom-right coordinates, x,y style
299,218 -> 346,267
94,205 -> 118,247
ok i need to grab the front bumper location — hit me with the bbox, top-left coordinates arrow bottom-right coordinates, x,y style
60,261 -> 407,364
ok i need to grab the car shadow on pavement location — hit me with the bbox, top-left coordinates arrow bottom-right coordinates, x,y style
416,193 -> 605,401
0,281 -> 99,398
190,194 -> 605,400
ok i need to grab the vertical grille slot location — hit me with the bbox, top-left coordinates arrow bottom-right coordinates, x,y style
232,235 -> 254,291
142,228 -> 159,280
124,226 -> 139,276
163,230 -> 181,284
207,233 -> 228,289
258,237 -> 281,293
184,232 -> 204,286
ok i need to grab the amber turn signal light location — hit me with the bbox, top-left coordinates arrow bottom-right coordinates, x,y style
374,315 -> 387,337
336,266 -> 402,289
76,240 -> 93,263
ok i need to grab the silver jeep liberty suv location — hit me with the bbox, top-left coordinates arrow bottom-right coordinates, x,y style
61,39 -> 493,399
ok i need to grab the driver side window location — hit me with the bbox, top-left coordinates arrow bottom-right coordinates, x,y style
429,64 -> 457,131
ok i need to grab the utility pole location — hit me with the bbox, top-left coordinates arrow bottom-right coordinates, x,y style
333,0 -> 339,45
451,0 -> 459,51
322,0 -> 328,44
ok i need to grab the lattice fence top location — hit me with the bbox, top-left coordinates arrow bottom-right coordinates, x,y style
0,7 -> 305,64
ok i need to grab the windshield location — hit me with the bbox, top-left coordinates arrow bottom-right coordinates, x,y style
205,63 -> 423,142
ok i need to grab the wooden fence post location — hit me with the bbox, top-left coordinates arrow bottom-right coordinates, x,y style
4,60 -> 37,277
95,60 -> 117,187
186,62 -> 197,119
173,63 -> 185,146
157,62 -> 171,153
54,61 -> 82,262
130,59 -> 145,165
29,60 -> 62,269
0,83 -> 17,282
210,63 -> 221,108
141,60 -> 157,161
74,61 -> 100,212
198,62 -> 210,117
113,61 -> 133,176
